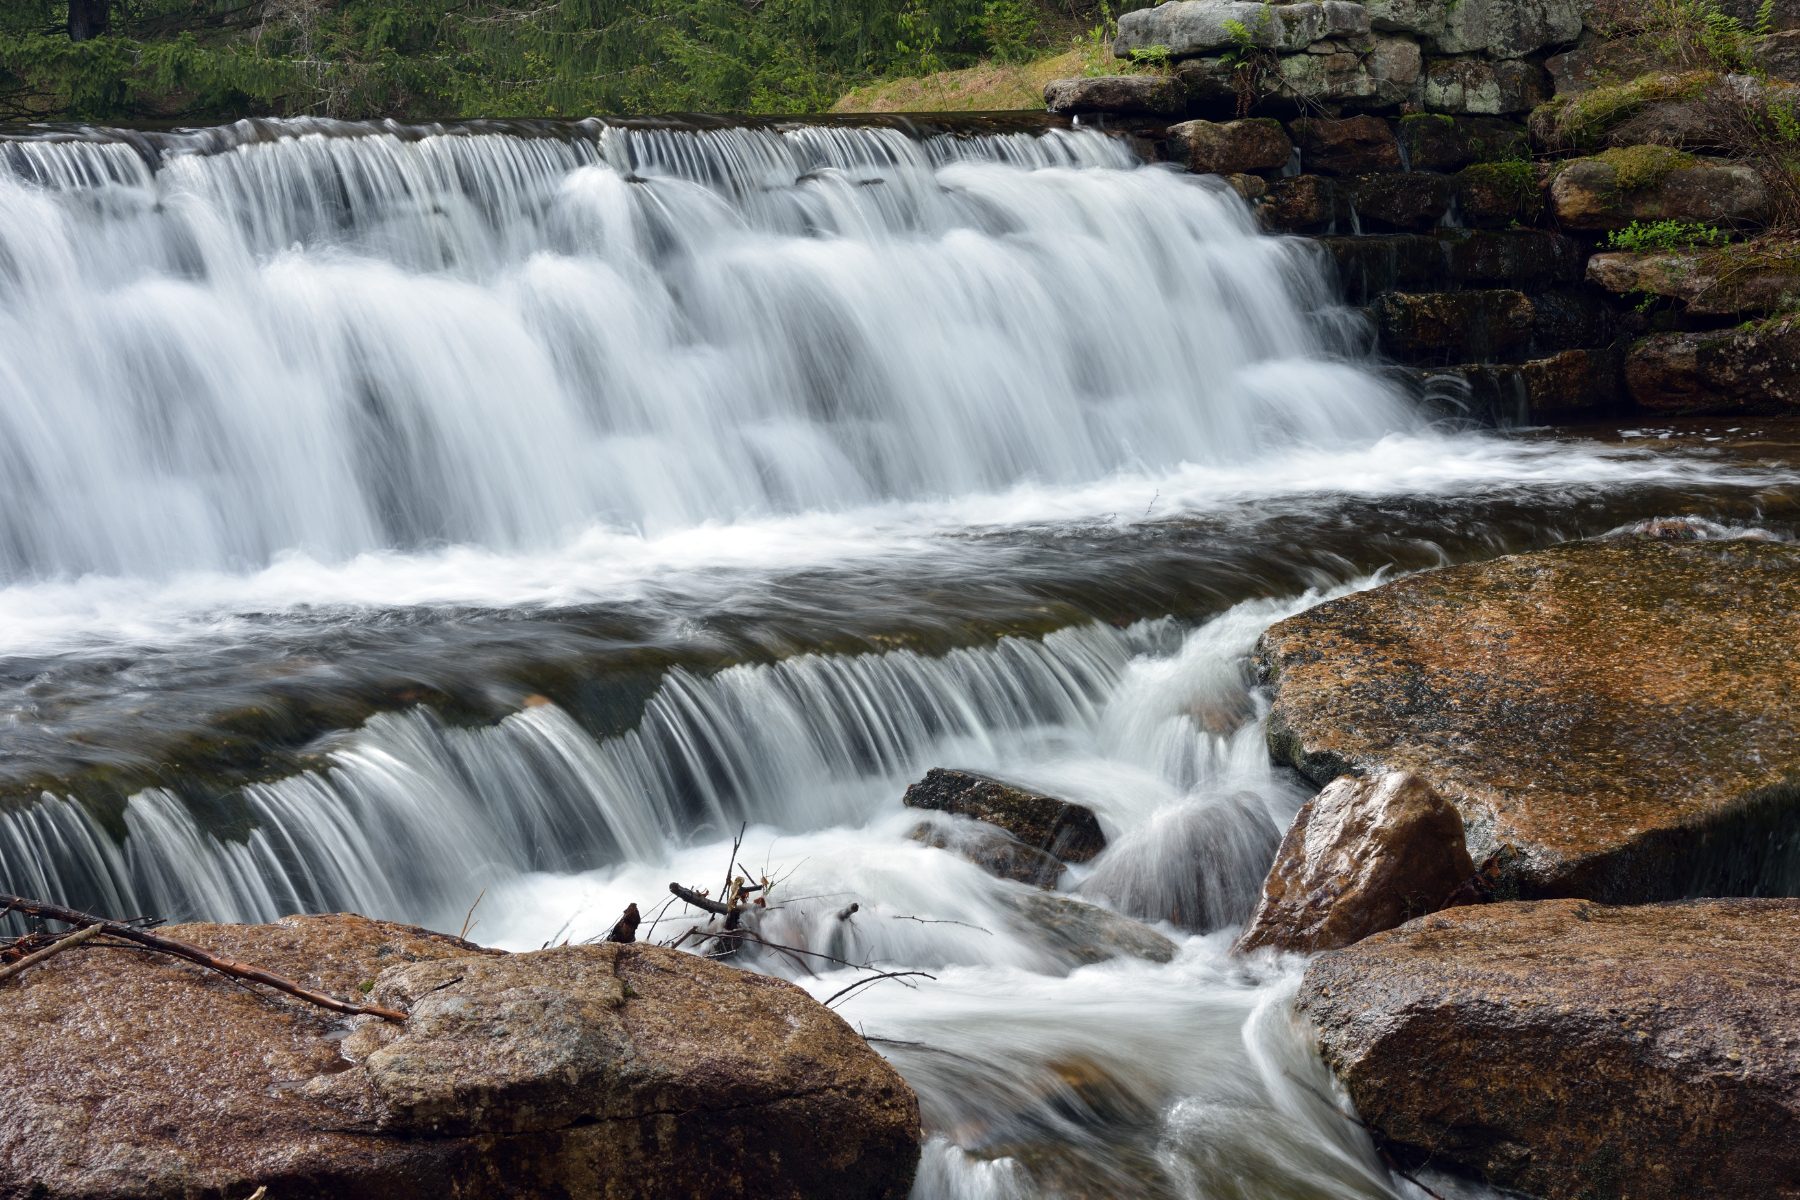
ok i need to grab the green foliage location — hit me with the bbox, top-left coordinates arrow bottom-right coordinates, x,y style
0,0 -> 1110,120
1127,44 -> 1171,68
1605,218 -> 1730,251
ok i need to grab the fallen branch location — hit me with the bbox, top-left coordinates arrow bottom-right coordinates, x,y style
823,970 -> 936,1008
0,895 -> 407,1023
668,882 -> 730,915
0,923 -> 103,985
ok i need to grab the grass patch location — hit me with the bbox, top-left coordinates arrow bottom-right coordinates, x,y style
1598,143 -> 1700,190
832,45 -> 1116,112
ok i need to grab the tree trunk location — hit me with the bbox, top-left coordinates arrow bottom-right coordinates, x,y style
68,0 -> 110,42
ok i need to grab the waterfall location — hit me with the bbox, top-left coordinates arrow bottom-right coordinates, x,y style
0,118 -> 1408,582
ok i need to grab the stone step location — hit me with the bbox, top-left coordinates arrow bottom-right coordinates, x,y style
1315,229 -> 1585,304
1372,287 -> 1627,367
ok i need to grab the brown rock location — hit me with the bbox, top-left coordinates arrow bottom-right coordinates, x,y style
1396,113 -> 1529,171
1427,346 -> 1627,423
0,914 -> 921,1200
1260,536 -> 1800,901
1299,898 -> 1800,1200
902,767 -> 1106,862
1350,171 -> 1454,231
1375,289 -> 1535,364
1235,772 -> 1475,954
1289,115 -> 1402,175
1044,74 -> 1191,116
1590,241 -> 1800,316
1165,117 -> 1293,175
909,815 -> 1067,888
1626,317 -> 1800,414
1257,173 -> 1347,233
998,890 -> 1178,966
1550,149 -> 1768,231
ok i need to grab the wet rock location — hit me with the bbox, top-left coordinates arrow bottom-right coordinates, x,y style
1445,227 -> 1584,287
1423,347 -> 1627,424
910,815 -> 1067,888
1114,0 -> 1372,59
0,913 -> 922,1200
1349,171 -> 1454,231
1375,289 -> 1535,364
1081,793 -> 1283,932
1290,114 -> 1401,175
998,890 -> 1179,966
1273,35 -> 1421,108
1451,159 -> 1545,226
1422,55 -> 1550,114
1236,772 -> 1475,954
1550,148 -> 1769,231
1261,536 -> 1800,901
1316,229 -> 1583,303
1368,0 -> 1581,57
903,768 -> 1106,863
1626,317 -> 1800,414
1396,113 -> 1529,171
1223,172 -> 1267,201
1257,174 -> 1349,233
1298,898 -> 1800,1200
1165,117 -> 1293,175
1044,74 -> 1192,116
1590,241 -> 1800,316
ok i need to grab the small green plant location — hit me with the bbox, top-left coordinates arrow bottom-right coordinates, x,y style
1081,0 -> 1116,77
1128,44 -> 1173,69
1605,218 -> 1731,251
978,0 -> 1038,65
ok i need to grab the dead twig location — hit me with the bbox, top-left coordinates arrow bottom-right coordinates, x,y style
823,970 -> 936,1008
891,913 -> 992,935
459,888 -> 486,942
0,895 -> 407,1023
0,924 -> 104,985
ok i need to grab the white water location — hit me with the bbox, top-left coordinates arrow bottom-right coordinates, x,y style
0,117 -> 1762,1198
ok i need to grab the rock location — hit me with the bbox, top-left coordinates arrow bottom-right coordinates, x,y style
1298,898 -> 1800,1200
1261,536 -> 1800,901
1223,171 -> 1268,201
1545,38 -> 1684,95
0,913 -> 922,1200
1375,289 -> 1535,364
1550,148 -> 1769,230
1368,0 -> 1582,56
1755,28 -> 1800,82
1079,793 -> 1283,932
998,890 -> 1179,966
1626,317 -> 1800,413
1273,34 -> 1421,108
910,815 -> 1067,888
1589,241 -> 1800,316
1451,159 -> 1545,226
1349,171 -> 1453,230
1257,173 -> 1349,232
1289,114 -> 1401,174
1044,74 -> 1191,116
1445,227 -> 1584,286
1236,772 -> 1475,954
1317,229 -> 1583,302
1114,0 -> 1372,59
1422,56 -> 1550,114
1528,71 -> 1720,151
1424,346 -> 1627,424
902,768 -> 1106,863
1396,113 -> 1529,171
1165,117 -> 1293,174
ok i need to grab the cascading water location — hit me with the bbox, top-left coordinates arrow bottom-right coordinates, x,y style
0,115 -> 1790,1199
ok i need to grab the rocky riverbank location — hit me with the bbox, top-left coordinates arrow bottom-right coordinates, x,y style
1050,0 -> 1800,422
1238,522 -> 1800,1198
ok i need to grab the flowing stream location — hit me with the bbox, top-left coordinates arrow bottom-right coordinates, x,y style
0,115 -> 1794,1199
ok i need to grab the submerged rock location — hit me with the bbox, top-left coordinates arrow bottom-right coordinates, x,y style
999,890 -> 1179,966
1080,793 -> 1282,933
0,913 -> 921,1200
910,814 -> 1067,889
1260,536 -> 1800,902
903,768 -> 1106,863
1299,898 -> 1800,1200
1236,772 -> 1474,954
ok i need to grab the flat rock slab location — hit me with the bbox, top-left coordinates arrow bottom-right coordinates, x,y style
0,913 -> 920,1200
1260,535 -> 1800,901
1299,898 -> 1800,1200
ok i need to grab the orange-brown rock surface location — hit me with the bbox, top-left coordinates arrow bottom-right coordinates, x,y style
1260,534 -> 1800,901
1299,898 -> 1800,1200
0,913 -> 920,1200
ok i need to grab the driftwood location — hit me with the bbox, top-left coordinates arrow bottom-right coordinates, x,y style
0,895 -> 408,1023
0,923 -> 104,985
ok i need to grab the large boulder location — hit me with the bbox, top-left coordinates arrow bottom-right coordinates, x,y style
1114,0 -> 1372,59
902,768 -> 1106,863
1044,74 -> 1192,116
1626,317 -> 1800,413
1260,535 -> 1800,901
0,914 -> 922,1200
1299,898 -> 1800,1200
1590,241 -> 1800,316
1236,772 -> 1475,954
1367,0 -> 1582,56
1550,148 -> 1768,230
1165,117 -> 1293,174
